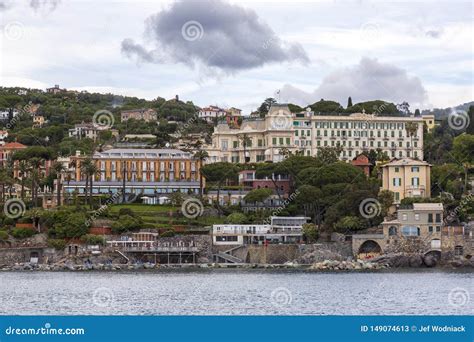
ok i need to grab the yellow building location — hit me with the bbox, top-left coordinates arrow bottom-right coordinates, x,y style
422,114 -> 436,132
66,148 -> 203,197
381,158 -> 431,204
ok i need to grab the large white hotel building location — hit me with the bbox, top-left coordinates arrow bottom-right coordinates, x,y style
206,104 -> 424,163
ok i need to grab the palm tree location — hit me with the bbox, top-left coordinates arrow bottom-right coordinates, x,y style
193,150 -> 209,197
52,161 -> 66,207
238,133 -> 251,164
29,158 -> 43,207
80,158 -> 94,207
405,122 -> 418,158
18,160 -> 29,201
86,162 -> 100,209
0,168 -> 10,203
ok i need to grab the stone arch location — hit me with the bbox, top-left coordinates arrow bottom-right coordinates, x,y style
358,240 -> 382,254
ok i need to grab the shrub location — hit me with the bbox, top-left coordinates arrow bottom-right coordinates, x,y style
0,230 -> 9,241
80,234 -> 105,246
160,230 -> 175,237
225,212 -> 248,224
47,239 -> 66,250
118,208 -> 135,217
111,215 -> 142,234
11,228 -> 35,239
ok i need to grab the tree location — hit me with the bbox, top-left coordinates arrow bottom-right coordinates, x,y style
17,160 -> 29,201
257,98 -> 277,117
405,122 -> 418,156
225,212 -> 248,224
52,161 -> 65,207
309,99 -> 344,115
377,190 -> 394,217
347,96 -> 353,108
237,133 -> 251,164
397,101 -> 411,116
302,223 -> 319,243
315,146 -> 342,164
0,95 -> 22,121
244,188 -> 272,204
80,158 -> 94,207
201,162 -> 239,214
452,134 -> 474,193
335,216 -> 364,233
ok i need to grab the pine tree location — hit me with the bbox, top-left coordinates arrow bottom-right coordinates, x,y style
347,96 -> 353,108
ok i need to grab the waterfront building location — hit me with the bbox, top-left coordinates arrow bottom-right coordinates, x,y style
206,104 -> 425,163
380,158 -> 431,204
206,104 -> 297,163
120,108 -> 157,122
212,216 -> 309,246
65,148 -> 203,197
353,203 -> 472,260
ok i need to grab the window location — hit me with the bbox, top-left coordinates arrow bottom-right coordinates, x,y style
411,166 -> 419,172
215,236 -> 238,242
279,138 -> 283,145
454,245 -> 463,256
412,177 -> 419,186
414,214 -> 420,221
233,141 -> 238,148
393,178 -> 401,186
402,226 -> 420,236
394,192 -> 400,201
428,213 -> 433,223
286,138 -> 290,145
402,214 -> 407,221
272,137 -> 276,145
258,139 -> 263,147
436,226 -> 441,232
428,226 -> 433,233
435,213 -> 441,223
388,226 -> 397,236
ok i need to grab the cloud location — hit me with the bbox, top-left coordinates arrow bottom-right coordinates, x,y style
29,0 -> 61,12
280,57 -> 427,107
121,0 -> 309,72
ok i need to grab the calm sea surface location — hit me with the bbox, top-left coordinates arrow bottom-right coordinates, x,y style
0,270 -> 472,315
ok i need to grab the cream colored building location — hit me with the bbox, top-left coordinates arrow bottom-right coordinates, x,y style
206,104 -> 296,163
207,105 -> 425,163
381,158 -> 431,204
308,111 -> 424,160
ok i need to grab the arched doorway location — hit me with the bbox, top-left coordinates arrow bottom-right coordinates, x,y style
358,240 -> 382,259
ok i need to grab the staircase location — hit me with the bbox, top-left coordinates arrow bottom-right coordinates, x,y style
215,252 -> 242,263
115,249 -> 130,262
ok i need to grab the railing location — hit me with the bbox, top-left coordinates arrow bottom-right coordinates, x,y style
115,246 -> 199,253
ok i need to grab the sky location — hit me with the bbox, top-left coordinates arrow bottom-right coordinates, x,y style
0,0 -> 472,114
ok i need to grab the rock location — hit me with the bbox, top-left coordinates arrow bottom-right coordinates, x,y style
423,254 -> 438,267
409,255 -> 423,268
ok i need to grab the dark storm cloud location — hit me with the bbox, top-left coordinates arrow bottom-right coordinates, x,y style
280,57 -> 427,107
121,0 -> 309,72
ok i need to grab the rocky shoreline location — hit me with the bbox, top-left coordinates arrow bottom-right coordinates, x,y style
1,256 -> 472,272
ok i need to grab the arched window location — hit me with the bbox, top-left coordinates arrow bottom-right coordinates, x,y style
454,246 -> 463,256
388,226 -> 398,236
